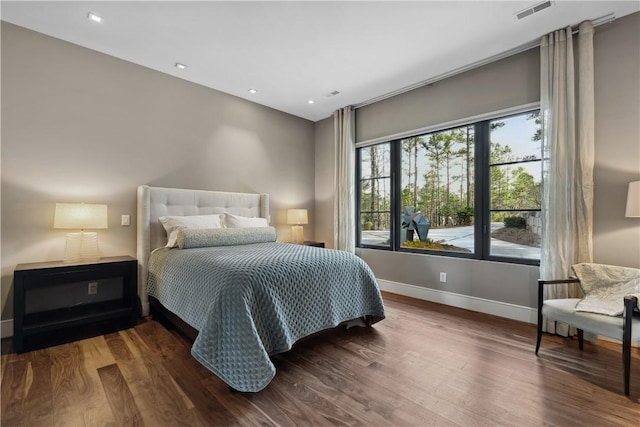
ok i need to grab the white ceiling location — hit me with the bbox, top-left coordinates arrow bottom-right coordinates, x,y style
2,1 -> 639,122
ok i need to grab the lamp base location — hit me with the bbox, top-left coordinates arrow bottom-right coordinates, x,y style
64,232 -> 100,263
291,225 -> 304,244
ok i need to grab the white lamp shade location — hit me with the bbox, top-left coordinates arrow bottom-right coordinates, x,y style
54,203 -> 108,229
287,209 -> 308,225
626,181 -> 640,218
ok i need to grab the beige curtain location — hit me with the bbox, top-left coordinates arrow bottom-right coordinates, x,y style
540,21 -> 595,335
334,106 -> 356,252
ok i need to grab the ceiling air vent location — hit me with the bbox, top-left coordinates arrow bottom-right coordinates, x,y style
324,90 -> 340,98
515,1 -> 552,20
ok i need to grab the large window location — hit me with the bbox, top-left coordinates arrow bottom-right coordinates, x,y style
357,109 -> 542,264
359,143 -> 392,247
488,114 -> 542,259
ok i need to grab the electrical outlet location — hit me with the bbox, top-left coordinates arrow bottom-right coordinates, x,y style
88,282 -> 98,295
439,272 -> 447,283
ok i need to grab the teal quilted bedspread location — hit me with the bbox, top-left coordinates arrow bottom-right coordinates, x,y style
147,242 -> 385,392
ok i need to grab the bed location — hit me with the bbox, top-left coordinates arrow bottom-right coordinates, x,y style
136,185 -> 385,392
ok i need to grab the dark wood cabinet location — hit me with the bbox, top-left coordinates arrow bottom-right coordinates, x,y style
13,256 -> 137,353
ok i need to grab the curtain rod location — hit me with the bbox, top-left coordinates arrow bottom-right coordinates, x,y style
353,13 -> 616,110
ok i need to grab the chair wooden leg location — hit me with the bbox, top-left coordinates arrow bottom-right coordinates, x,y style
622,296 -> 636,396
535,327 -> 542,355
577,329 -> 584,351
623,337 -> 631,396
535,317 -> 543,355
536,280 -> 544,356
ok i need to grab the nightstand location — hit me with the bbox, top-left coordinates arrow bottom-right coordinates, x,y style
302,241 -> 325,248
13,256 -> 138,353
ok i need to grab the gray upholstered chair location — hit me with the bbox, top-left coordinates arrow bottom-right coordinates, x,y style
536,277 -> 640,396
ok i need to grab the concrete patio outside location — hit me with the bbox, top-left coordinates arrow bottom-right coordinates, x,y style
361,223 -> 540,259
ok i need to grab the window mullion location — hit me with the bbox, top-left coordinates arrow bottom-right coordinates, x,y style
391,140 -> 402,251
475,121 -> 490,259
355,148 -> 362,248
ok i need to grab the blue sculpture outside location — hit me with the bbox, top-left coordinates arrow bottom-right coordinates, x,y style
401,207 -> 431,242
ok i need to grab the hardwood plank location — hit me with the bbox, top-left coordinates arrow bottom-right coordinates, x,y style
1,355 -> 29,426
284,343 -> 459,426
48,343 -> 87,427
79,335 -> 116,369
200,376 -> 283,427
77,337 -> 118,427
240,379 -> 322,427
104,331 -> 181,427
103,331 -> 133,361
22,349 -> 54,426
306,332 -> 489,426
269,354 -> 366,425
136,320 -> 241,426
2,292 -> 639,427
160,356 -> 241,426
120,328 -> 208,427
97,363 -> 143,427
1,349 -> 10,380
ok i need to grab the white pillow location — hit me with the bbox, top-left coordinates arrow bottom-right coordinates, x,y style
159,214 -> 223,248
224,212 -> 268,228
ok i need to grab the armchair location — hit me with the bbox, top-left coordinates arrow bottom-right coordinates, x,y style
536,278 -> 640,395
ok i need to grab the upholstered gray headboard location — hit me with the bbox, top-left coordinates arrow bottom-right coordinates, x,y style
136,185 -> 270,315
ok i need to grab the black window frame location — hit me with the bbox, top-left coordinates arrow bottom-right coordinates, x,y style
356,109 -> 541,266
356,142 -> 397,250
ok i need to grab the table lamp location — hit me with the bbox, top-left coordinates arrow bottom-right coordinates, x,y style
54,203 -> 108,262
287,209 -> 308,244
625,181 -> 640,218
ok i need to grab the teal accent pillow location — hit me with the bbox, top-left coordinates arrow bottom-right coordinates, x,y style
177,227 -> 277,249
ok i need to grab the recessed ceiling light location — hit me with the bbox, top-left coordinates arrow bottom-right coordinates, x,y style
175,63 -> 187,70
248,88 -> 258,94
307,100 -> 315,104
87,12 -> 103,23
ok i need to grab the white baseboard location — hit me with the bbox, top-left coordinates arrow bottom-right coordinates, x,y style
378,279 -> 640,347
377,279 -> 537,324
1,319 -> 14,339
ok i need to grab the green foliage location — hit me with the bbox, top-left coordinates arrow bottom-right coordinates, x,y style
527,112 -> 542,142
504,216 -> 526,229
456,207 -> 474,225
362,221 -> 373,231
402,239 -> 470,253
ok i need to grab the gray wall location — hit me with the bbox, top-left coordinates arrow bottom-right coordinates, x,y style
1,22 -> 315,321
592,13 -> 640,268
355,47 -> 540,144
314,12 -> 640,310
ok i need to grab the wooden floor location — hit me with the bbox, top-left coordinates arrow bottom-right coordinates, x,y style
2,292 -> 639,426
